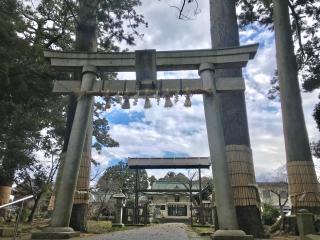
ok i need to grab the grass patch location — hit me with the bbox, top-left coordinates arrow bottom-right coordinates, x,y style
87,220 -> 143,234
151,219 -> 161,224
87,220 -> 112,234
1,220 -> 144,237
0,222 -> 34,233
192,226 -> 214,236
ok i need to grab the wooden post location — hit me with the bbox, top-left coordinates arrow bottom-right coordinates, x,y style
189,179 -> 193,226
144,204 -> 148,225
198,168 -> 204,225
190,203 -> 193,226
134,169 -> 139,224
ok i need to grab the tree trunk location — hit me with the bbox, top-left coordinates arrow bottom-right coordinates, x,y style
209,0 -> 264,237
273,0 -> 320,214
28,196 -> 41,223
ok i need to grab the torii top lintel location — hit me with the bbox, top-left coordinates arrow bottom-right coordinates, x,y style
43,43 -> 258,73
128,157 -> 211,169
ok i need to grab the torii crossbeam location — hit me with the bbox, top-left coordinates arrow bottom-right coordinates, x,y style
46,44 -> 257,97
44,44 -> 257,71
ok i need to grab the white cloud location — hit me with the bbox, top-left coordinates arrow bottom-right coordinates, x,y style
92,1 -> 320,182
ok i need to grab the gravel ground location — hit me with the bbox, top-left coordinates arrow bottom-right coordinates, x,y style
81,223 -> 192,240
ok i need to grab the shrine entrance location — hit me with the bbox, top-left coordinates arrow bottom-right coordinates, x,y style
32,44 -> 258,240
128,157 -> 211,226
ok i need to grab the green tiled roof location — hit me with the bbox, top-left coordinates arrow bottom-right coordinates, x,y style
151,180 -> 200,190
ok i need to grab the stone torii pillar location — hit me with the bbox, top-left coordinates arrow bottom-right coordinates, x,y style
209,0 -> 264,237
32,66 -> 97,239
200,63 -> 253,240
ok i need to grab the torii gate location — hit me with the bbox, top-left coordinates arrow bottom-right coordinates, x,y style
128,157 -> 211,225
33,44 -> 258,240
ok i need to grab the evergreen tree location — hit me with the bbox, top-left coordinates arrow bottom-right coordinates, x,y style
0,0 -> 63,192
236,0 -> 320,152
236,0 -> 320,213
0,0 -> 146,214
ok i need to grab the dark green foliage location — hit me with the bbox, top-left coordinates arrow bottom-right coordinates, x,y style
20,208 -> 32,222
314,102 -> 320,131
267,70 -> 280,101
0,0 -> 64,186
97,0 -> 147,50
237,0 -> 273,30
236,0 -> 320,91
21,0 -> 76,50
20,0 -> 147,51
261,203 -> 280,225
0,0 -> 146,187
97,161 -> 148,195
93,100 -> 119,153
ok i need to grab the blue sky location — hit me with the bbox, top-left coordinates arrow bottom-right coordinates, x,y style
91,0 -> 320,183
107,111 -> 145,125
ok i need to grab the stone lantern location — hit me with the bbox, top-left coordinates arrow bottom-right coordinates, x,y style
112,192 -> 126,227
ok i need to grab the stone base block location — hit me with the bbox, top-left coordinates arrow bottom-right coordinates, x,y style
112,223 -> 124,227
0,227 -> 15,237
31,227 -> 80,239
211,230 -> 254,240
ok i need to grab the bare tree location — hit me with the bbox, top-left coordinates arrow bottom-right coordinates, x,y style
91,179 -> 114,220
267,165 -> 290,233
171,0 -> 200,20
181,170 -> 201,224
15,153 -> 60,223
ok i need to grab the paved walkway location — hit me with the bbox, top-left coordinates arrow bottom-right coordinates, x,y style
81,223 -> 202,240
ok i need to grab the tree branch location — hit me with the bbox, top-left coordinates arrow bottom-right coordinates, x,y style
288,0 -> 305,60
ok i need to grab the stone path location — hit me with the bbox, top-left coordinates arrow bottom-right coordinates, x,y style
81,223 -> 203,240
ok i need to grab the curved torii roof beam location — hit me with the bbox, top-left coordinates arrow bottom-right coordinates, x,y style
44,43 -> 258,72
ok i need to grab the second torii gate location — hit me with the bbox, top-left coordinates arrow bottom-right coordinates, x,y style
33,44 -> 258,240
128,157 -> 211,225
